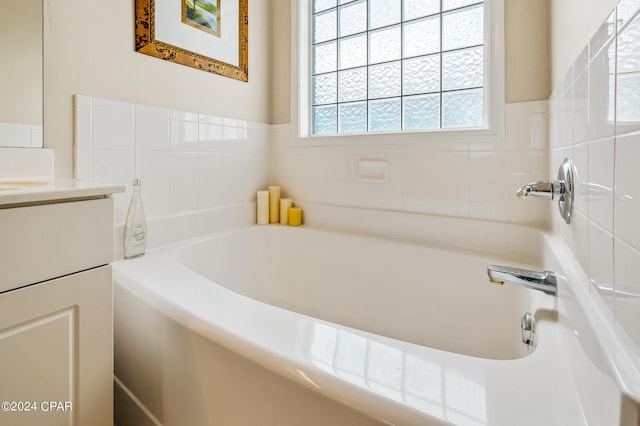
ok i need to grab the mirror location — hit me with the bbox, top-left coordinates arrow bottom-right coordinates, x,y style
0,0 -> 43,148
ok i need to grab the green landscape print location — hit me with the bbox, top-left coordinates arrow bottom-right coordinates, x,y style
183,0 -> 220,37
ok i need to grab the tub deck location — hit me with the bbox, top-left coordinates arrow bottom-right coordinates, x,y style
113,224 -> 584,426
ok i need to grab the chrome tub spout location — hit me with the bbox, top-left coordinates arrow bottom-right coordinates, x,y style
487,265 -> 557,296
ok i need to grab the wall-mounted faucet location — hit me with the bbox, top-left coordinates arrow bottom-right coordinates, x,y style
487,264 -> 557,296
516,158 -> 576,224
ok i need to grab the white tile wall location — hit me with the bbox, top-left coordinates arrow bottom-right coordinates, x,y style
0,123 -> 43,148
550,0 -> 640,349
271,101 -> 550,226
76,96 -> 551,227
74,95 -> 271,224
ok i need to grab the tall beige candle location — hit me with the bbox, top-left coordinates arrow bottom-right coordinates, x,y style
256,190 -> 269,224
280,198 -> 292,224
269,186 -> 280,223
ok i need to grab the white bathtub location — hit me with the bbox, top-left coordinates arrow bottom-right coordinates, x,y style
112,204 -> 640,426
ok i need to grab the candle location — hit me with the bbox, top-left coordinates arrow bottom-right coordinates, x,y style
269,186 -> 280,223
288,206 -> 302,226
280,198 -> 292,224
256,190 -> 269,224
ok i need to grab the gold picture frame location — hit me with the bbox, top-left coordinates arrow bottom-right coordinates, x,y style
135,0 -> 248,82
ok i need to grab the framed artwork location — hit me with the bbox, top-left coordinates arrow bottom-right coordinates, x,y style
135,0 -> 248,82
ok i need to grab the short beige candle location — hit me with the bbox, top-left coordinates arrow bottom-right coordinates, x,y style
280,198 -> 292,224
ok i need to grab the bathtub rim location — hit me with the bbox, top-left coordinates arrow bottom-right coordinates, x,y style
113,222 -> 586,426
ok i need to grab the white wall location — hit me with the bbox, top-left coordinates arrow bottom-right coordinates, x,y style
44,0 -> 272,178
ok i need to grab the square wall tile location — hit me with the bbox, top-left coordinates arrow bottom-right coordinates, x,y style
305,178 -> 328,204
326,152 -> 350,180
245,153 -> 270,179
93,149 -> 134,185
136,150 -> 170,185
614,238 -> 640,350
589,222 -> 614,315
574,45 -> 589,77
170,120 -> 199,152
573,211 -> 590,278
431,151 -> 469,209
573,142 -> 589,216
588,40 -> 616,141
170,152 -> 199,182
589,10 -> 616,60
305,151 -> 326,179
75,97 -> 92,150
246,122 -> 270,154
141,183 -> 170,218
572,69 -> 588,144
286,150 -> 306,178
222,153 -> 245,181
113,192 -> 132,225
75,149 -> 92,181
468,151 -> 510,221
374,182 -> 402,211
198,153 -> 224,182
616,11 -> 640,135
135,105 -> 169,151
401,155 -> 436,214
615,133 -> 640,251
170,181 -> 199,214
561,83 -> 574,147
549,92 -> 563,148
508,110 -> 548,150
325,180 -> 351,206
93,109 -> 134,151
199,123 -> 223,152
588,138 -> 614,232
198,180 -> 225,209
349,181 -> 375,208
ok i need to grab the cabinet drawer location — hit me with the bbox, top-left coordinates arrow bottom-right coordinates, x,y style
0,198 -> 113,292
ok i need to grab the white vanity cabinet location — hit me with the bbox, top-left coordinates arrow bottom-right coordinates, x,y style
0,181 -> 124,426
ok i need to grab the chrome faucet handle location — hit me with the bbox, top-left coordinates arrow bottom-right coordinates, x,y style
516,180 -> 565,200
516,158 -> 576,224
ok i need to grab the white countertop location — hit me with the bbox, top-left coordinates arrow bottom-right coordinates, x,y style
0,178 -> 126,207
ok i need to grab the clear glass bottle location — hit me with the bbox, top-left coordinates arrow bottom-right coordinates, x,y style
124,179 -> 147,259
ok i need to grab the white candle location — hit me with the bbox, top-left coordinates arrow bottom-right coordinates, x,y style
269,186 -> 281,223
280,198 -> 292,224
257,190 -> 269,224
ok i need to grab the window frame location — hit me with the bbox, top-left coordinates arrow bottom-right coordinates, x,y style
290,0 -> 505,146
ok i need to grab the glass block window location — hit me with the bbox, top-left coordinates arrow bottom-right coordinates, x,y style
311,0 -> 485,135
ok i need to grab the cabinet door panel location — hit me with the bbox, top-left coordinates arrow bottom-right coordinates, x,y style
0,266 -> 112,426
